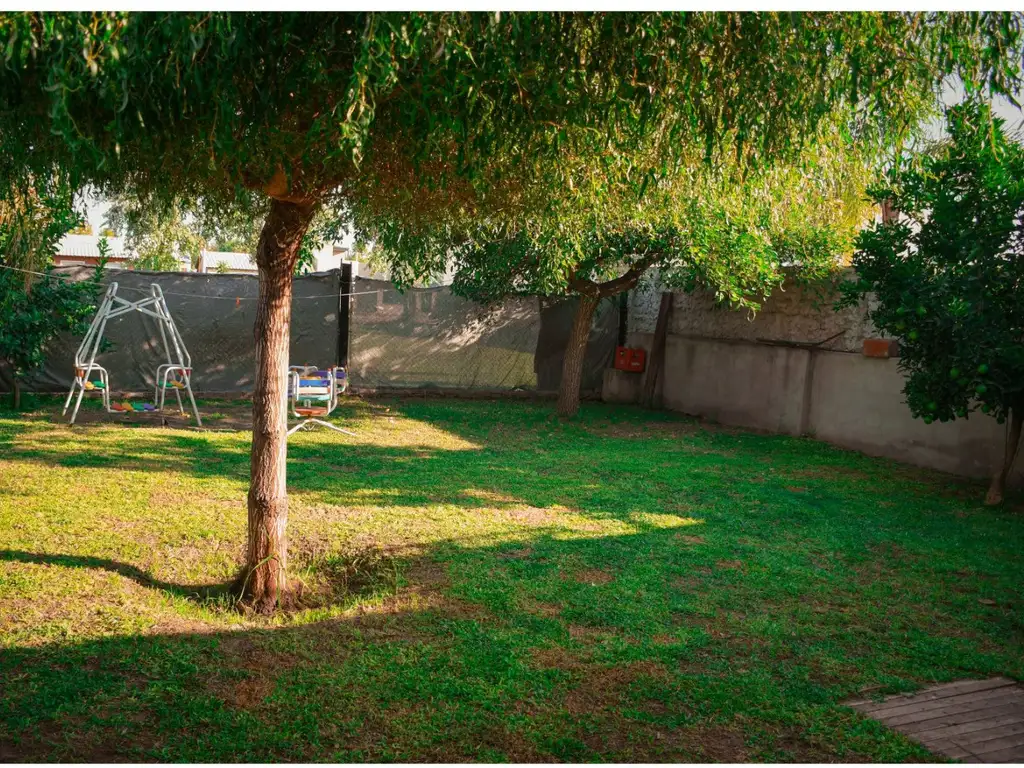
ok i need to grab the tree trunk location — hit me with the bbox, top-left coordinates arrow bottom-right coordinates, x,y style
985,406 -> 1023,506
12,379 -> 21,410
641,292 -> 673,409
244,197 -> 317,613
557,293 -> 599,417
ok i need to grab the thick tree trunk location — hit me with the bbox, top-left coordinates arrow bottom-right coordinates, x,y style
985,406 -> 1023,506
556,293 -> 599,417
244,197 -> 317,613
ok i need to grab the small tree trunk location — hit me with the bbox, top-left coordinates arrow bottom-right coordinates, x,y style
245,197 -> 317,613
985,406 -> 1023,506
12,379 -> 21,410
641,292 -> 673,409
557,293 -> 599,417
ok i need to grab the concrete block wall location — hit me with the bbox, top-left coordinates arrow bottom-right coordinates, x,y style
628,270 -> 876,353
808,351 -> 1014,479
614,281 -> 1020,483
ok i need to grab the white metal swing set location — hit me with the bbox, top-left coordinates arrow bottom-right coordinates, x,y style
63,282 -> 203,426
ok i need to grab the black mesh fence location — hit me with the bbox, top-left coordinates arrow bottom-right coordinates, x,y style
2,269 -> 618,396
1,267 -> 340,395
347,278 -> 617,393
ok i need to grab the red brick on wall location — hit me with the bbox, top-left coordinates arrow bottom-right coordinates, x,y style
863,338 -> 900,359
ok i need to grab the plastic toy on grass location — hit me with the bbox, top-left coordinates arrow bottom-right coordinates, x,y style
62,282 -> 202,426
110,402 -> 157,413
286,364 -> 355,437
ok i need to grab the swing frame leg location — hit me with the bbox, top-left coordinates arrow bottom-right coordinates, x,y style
62,379 -> 79,416
287,418 -> 357,437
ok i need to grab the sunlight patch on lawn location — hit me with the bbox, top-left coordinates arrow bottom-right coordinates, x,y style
332,413 -> 481,452
627,512 -> 705,530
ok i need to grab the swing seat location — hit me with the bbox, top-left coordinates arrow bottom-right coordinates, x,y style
287,365 -> 356,438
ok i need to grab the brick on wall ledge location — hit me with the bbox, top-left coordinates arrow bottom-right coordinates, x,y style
863,338 -> 900,359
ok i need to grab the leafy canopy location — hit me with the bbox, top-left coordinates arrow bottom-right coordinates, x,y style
356,118 -> 878,308
838,100 -> 1024,425
344,14 -> 1022,308
2,13 -> 1021,227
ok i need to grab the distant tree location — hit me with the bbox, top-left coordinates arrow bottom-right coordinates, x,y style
838,100 -> 1024,505
213,239 -> 247,254
104,191 -> 340,274
105,196 -> 206,271
2,12 -> 1021,610
0,175 -> 80,273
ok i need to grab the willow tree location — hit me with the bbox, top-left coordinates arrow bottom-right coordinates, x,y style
354,127 -> 877,414
350,15 -> 1024,415
2,12 -> 1021,609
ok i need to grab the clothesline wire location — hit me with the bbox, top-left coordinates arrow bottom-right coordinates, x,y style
0,261 -> 422,301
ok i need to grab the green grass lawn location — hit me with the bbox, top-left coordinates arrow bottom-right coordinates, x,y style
1,397 -> 1022,761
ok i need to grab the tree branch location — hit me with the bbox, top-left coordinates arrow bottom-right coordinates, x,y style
569,252 -> 661,299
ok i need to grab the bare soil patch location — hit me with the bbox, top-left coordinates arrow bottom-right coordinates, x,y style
573,568 -> 615,585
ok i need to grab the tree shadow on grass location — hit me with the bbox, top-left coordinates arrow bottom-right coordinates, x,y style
0,420 -> 252,478
1,399 -> 1013,547
0,550 -> 234,602
1,405 -> 741,526
5,521 -> 1022,763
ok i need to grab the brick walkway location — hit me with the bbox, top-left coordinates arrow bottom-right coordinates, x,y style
848,677 -> 1024,762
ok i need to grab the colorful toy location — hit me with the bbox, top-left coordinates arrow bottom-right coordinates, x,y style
62,282 -> 202,426
286,364 -> 355,436
109,400 -> 156,413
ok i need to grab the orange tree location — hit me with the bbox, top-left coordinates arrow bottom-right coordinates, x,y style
839,100 -> 1024,505
2,12 -> 1022,609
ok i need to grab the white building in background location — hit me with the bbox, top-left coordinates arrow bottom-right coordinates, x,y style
197,243 -> 357,275
196,250 -> 257,274
52,233 -> 134,269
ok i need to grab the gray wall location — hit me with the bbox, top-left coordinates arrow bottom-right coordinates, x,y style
611,280 -> 1020,483
628,269 -> 876,352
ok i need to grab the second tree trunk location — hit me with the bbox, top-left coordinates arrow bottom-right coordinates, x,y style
985,406 -> 1022,506
557,293 -> 599,417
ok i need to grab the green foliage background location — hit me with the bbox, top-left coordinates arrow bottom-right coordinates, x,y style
0,180 -> 102,387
